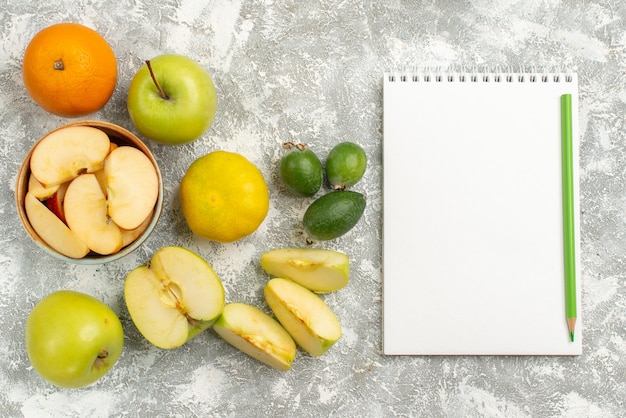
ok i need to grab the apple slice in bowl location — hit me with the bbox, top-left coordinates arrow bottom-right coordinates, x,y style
15,120 -> 163,264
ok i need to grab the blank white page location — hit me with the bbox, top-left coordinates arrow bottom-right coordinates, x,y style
382,71 -> 582,355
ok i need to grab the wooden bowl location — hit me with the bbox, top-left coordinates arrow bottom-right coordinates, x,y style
15,120 -> 164,264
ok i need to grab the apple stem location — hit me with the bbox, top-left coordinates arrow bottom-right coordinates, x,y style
145,60 -> 170,101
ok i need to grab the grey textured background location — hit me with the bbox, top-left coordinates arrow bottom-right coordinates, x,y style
1,1 -> 625,417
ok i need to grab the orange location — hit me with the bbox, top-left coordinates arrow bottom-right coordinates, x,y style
22,23 -> 117,118
180,151 -> 270,243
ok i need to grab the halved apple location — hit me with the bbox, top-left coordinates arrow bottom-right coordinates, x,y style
105,146 -> 159,230
261,248 -> 350,293
28,174 -> 59,200
63,174 -> 123,255
213,303 -> 296,371
30,126 -> 111,187
124,246 -> 225,349
264,278 -> 342,356
24,192 -> 90,259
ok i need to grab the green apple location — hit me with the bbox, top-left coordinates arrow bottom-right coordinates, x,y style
25,290 -> 124,388
264,278 -> 342,357
127,54 -> 217,145
213,303 -> 296,371
260,248 -> 350,293
124,246 -> 225,349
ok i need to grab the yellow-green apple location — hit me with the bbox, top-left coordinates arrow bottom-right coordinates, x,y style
124,246 -> 225,349
261,248 -> 350,293
104,146 -> 159,230
63,174 -> 123,255
25,290 -> 124,388
29,126 -> 111,187
24,192 -> 90,259
127,54 -> 217,145
264,278 -> 342,356
213,303 -> 296,371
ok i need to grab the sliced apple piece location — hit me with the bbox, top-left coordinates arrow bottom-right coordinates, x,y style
214,303 -> 296,371
24,192 -> 90,259
261,248 -> 350,293
30,126 -> 111,187
124,246 -> 225,349
105,146 -> 159,230
28,174 -> 59,200
93,143 -> 118,196
264,278 -> 342,357
94,168 -> 108,197
120,209 -> 154,247
63,174 -> 123,255
44,181 -> 69,224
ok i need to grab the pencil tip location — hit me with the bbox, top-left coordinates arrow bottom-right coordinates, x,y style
566,318 -> 577,342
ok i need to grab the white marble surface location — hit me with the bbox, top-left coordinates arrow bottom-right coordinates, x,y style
1,1 -> 625,417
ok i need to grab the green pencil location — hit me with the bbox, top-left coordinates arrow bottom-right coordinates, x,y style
561,93 -> 577,342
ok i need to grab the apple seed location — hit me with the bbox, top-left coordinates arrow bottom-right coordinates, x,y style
158,281 -> 196,326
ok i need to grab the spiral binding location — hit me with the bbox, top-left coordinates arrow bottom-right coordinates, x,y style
386,65 -> 574,83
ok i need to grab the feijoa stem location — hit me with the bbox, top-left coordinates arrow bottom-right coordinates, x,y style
145,60 -> 169,100
283,141 -> 307,151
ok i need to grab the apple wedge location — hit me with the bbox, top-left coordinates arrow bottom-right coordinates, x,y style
28,174 -> 59,200
260,248 -> 350,293
213,303 -> 296,371
105,146 -> 159,230
44,181 -> 69,224
30,126 -> 111,187
24,192 -> 90,259
64,174 -> 123,255
93,142 -> 119,196
264,278 -> 342,357
124,246 -> 225,349
120,210 -> 154,247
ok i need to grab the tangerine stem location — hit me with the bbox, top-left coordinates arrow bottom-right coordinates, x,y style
145,60 -> 169,100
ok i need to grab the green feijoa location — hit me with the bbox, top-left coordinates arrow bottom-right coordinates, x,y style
325,142 -> 367,190
279,144 -> 323,197
303,191 -> 366,241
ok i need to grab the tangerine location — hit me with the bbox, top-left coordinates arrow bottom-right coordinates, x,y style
180,151 -> 270,243
22,23 -> 118,118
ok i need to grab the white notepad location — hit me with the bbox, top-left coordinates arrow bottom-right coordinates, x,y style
382,69 -> 582,355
